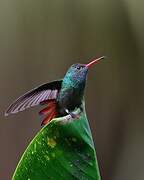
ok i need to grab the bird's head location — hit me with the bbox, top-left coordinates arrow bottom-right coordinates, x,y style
63,56 -> 106,88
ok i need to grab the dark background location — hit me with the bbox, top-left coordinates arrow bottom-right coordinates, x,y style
0,0 -> 144,180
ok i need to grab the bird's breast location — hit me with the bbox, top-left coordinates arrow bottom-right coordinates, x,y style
57,87 -> 83,115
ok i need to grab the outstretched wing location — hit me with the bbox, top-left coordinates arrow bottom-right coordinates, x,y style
5,80 -> 62,116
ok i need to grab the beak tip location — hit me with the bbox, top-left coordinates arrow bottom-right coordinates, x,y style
101,56 -> 107,59
86,55 -> 106,68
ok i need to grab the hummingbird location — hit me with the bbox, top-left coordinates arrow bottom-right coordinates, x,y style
5,56 -> 105,125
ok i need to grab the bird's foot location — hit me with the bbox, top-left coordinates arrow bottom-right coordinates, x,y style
70,112 -> 80,119
55,108 -> 81,125
65,109 -> 80,119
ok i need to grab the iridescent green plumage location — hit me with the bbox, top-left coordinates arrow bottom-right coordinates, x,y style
57,63 -> 88,116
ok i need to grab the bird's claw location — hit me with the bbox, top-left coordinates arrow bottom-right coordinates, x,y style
69,112 -> 80,119
65,108 -> 80,119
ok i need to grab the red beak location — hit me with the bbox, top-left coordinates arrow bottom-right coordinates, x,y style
86,56 -> 106,68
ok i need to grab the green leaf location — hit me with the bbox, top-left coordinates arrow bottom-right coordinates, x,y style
12,105 -> 101,180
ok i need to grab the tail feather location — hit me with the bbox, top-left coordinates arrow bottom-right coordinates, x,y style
39,100 -> 58,125
39,106 -> 53,115
41,111 -> 57,126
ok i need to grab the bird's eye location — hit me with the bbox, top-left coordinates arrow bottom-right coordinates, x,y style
76,66 -> 82,70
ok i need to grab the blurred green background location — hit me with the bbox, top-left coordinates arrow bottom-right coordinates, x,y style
0,0 -> 144,179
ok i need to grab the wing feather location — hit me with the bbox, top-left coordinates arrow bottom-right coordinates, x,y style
5,80 -> 62,116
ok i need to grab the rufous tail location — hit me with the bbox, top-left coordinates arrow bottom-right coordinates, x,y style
39,100 -> 58,126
